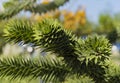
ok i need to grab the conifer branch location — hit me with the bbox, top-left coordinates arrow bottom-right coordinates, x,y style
3,19 -> 113,83
0,0 -> 35,19
25,0 -> 69,14
4,19 -> 35,44
0,56 -> 70,82
0,0 -> 69,20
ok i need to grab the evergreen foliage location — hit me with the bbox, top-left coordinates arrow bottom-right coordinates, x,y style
0,0 -> 69,20
1,1 -> 120,82
0,56 -> 70,83
0,0 -> 35,19
2,19 -> 120,83
4,19 -> 34,44
107,26 -> 120,43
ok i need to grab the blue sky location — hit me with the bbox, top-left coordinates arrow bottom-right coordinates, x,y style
60,0 -> 120,22
0,0 -> 120,22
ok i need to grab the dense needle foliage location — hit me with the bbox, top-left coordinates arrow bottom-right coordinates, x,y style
1,0 -> 120,83
1,19 -> 120,83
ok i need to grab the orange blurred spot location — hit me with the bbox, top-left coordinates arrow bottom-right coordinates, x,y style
42,0 -> 50,4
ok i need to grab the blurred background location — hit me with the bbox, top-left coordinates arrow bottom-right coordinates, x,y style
0,0 -> 120,83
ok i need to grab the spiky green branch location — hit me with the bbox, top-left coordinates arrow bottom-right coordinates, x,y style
4,19 -> 35,44
0,56 -> 71,82
0,0 -> 36,19
0,0 -> 69,20
3,19 -> 113,83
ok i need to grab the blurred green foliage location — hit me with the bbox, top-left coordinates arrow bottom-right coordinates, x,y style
96,13 -> 120,43
0,78 -> 39,83
75,20 -> 95,36
0,20 -> 7,54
